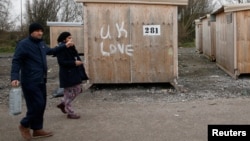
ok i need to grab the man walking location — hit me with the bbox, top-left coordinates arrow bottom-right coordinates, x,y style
11,23 -> 74,140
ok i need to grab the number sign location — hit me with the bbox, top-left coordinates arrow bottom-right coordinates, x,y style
143,25 -> 161,36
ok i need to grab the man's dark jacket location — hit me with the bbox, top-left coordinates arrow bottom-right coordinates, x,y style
11,36 -> 67,84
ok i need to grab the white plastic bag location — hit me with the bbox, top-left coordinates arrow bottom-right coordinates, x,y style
9,87 -> 22,115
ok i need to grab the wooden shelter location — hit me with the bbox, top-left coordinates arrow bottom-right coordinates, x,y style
199,15 -> 216,61
76,0 -> 188,84
212,4 -> 250,78
195,19 -> 203,54
47,22 -> 84,54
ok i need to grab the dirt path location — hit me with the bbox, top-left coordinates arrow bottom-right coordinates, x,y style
1,47 -> 250,141
1,97 -> 250,141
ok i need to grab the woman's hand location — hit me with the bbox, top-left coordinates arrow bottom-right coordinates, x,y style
75,61 -> 83,66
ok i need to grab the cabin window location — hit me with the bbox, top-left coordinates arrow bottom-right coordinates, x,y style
210,15 -> 216,22
226,13 -> 232,24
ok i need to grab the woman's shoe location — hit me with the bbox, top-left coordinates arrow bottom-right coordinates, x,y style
67,114 -> 80,119
57,103 -> 67,114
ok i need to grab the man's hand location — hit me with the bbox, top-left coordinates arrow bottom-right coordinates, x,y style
11,80 -> 20,87
66,39 -> 74,48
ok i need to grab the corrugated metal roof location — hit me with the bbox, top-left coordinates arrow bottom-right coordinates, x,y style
75,0 -> 188,5
46,22 -> 83,27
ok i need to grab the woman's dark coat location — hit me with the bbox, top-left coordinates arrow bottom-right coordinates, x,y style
56,44 -> 88,88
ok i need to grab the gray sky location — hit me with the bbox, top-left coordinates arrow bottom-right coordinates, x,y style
10,0 -> 24,24
10,0 -> 22,17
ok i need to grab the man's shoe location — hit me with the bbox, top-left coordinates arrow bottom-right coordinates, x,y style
57,103 -> 67,114
67,114 -> 80,119
18,125 -> 31,141
33,130 -> 53,138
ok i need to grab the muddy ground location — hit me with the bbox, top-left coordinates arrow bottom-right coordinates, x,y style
1,47 -> 250,141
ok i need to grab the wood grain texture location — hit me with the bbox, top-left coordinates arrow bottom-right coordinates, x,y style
84,3 -> 178,83
49,26 -> 84,53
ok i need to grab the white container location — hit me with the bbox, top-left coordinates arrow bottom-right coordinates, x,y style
9,87 -> 22,115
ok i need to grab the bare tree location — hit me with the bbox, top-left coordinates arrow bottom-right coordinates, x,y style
24,0 -> 83,42
25,0 -> 61,42
26,0 -> 61,25
178,0 -> 213,42
26,0 -> 83,24
58,0 -> 83,22
0,0 -> 14,31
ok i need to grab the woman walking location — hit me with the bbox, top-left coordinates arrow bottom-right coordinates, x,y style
55,32 -> 88,119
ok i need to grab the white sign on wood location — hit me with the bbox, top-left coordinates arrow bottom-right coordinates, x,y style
143,25 -> 161,36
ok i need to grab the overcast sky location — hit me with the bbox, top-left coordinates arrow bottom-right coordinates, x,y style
10,0 -> 25,25
8,0 -> 243,26
8,0 -> 220,19
11,0 -> 20,14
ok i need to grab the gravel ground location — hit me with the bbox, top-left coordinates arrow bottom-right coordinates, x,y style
1,47 -> 250,141
1,47 -> 250,106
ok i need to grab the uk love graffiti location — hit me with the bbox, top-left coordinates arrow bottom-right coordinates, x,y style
99,22 -> 134,56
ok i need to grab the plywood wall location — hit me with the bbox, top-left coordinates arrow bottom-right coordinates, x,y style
202,18 -> 212,59
49,26 -> 84,54
215,12 -> 235,76
195,20 -> 203,53
84,3 -> 178,83
236,10 -> 250,75
210,21 -> 216,61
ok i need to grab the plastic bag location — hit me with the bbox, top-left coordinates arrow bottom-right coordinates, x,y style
9,87 -> 22,115
52,88 -> 64,98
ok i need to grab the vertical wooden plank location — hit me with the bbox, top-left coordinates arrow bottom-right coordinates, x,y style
85,3 -> 131,83
236,10 -> 250,74
215,12 -> 235,77
173,6 -> 178,79
210,21 -> 216,61
195,20 -> 203,53
202,17 -> 212,59
130,5 -> 176,82
129,5 -> 150,82
83,4 -> 90,82
234,12 -> 238,76
227,14 -> 235,75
